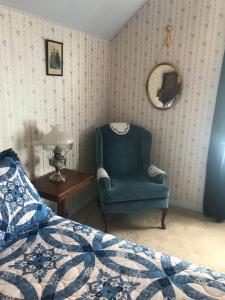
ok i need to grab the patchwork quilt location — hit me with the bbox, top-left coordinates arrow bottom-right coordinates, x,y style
0,215 -> 225,300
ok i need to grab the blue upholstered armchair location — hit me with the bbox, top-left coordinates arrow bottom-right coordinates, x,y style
96,123 -> 169,232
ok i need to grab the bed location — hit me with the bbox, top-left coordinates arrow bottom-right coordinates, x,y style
0,149 -> 225,299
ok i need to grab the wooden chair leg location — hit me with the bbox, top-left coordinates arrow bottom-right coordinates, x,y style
161,208 -> 168,229
103,213 -> 111,233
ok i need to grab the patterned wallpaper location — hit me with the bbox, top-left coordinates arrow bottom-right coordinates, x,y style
110,0 -> 225,211
0,5 -> 111,177
1,1 -> 225,214
0,5 -> 111,214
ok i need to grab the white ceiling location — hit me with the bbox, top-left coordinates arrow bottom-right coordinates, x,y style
0,0 -> 146,39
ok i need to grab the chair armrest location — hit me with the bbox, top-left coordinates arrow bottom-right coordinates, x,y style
148,165 -> 167,184
97,168 -> 111,189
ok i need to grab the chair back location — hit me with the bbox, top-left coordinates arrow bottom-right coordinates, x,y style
96,123 -> 152,175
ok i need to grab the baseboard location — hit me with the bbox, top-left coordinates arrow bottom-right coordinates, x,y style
170,198 -> 202,213
46,193 -> 202,217
69,191 -> 98,216
67,181 -> 98,217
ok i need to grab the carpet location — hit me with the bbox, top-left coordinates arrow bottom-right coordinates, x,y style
74,203 -> 225,273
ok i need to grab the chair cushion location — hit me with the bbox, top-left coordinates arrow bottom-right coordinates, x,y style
101,174 -> 169,204
0,149 -> 53,248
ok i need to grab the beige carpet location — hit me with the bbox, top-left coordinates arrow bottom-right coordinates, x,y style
74,203 -> 225,274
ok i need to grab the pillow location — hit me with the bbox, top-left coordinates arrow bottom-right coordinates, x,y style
0,149 -> 52,248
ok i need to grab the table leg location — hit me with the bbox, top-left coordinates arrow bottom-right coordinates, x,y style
58,200 -> 68,218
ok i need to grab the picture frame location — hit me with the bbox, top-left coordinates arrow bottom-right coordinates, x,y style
45,39 -> 63,76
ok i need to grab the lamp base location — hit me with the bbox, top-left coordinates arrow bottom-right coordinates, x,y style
49,172 -> 66,182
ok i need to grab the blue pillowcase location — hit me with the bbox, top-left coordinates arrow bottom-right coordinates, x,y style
0,149 -> 52,248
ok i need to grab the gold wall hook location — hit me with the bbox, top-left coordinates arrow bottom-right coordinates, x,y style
164,25 -> 173,48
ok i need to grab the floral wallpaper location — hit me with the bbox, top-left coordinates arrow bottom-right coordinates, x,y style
0,5 -> 111,214
0,5 -> 111,178
110,0 -> 225,211
1,0 -> 225,214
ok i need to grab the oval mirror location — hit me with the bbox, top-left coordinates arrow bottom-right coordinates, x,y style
146,63 -> 182,110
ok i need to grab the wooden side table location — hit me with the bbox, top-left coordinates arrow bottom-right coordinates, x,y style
33,168 -> 94,218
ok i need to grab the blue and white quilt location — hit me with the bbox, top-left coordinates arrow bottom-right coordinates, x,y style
0,215 -> 225,300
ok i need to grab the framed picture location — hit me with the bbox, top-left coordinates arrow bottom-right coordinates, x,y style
45,39 -> 63,76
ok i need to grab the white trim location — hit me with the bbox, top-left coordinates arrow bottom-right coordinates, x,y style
97,168 -> 109,180
170,198 -> 202,213
109,123 -> 130,135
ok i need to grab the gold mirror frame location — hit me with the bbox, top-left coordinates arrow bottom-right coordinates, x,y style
146,62 -> 182,110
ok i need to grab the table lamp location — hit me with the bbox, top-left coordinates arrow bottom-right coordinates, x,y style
41,125 -> 73,182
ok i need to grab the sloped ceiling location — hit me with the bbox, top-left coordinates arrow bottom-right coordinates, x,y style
0,0 -> 146,39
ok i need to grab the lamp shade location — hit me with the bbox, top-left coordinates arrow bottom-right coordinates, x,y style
41,125 -> 73,150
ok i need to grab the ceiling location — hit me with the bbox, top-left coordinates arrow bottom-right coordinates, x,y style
0,0 -> 146,39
